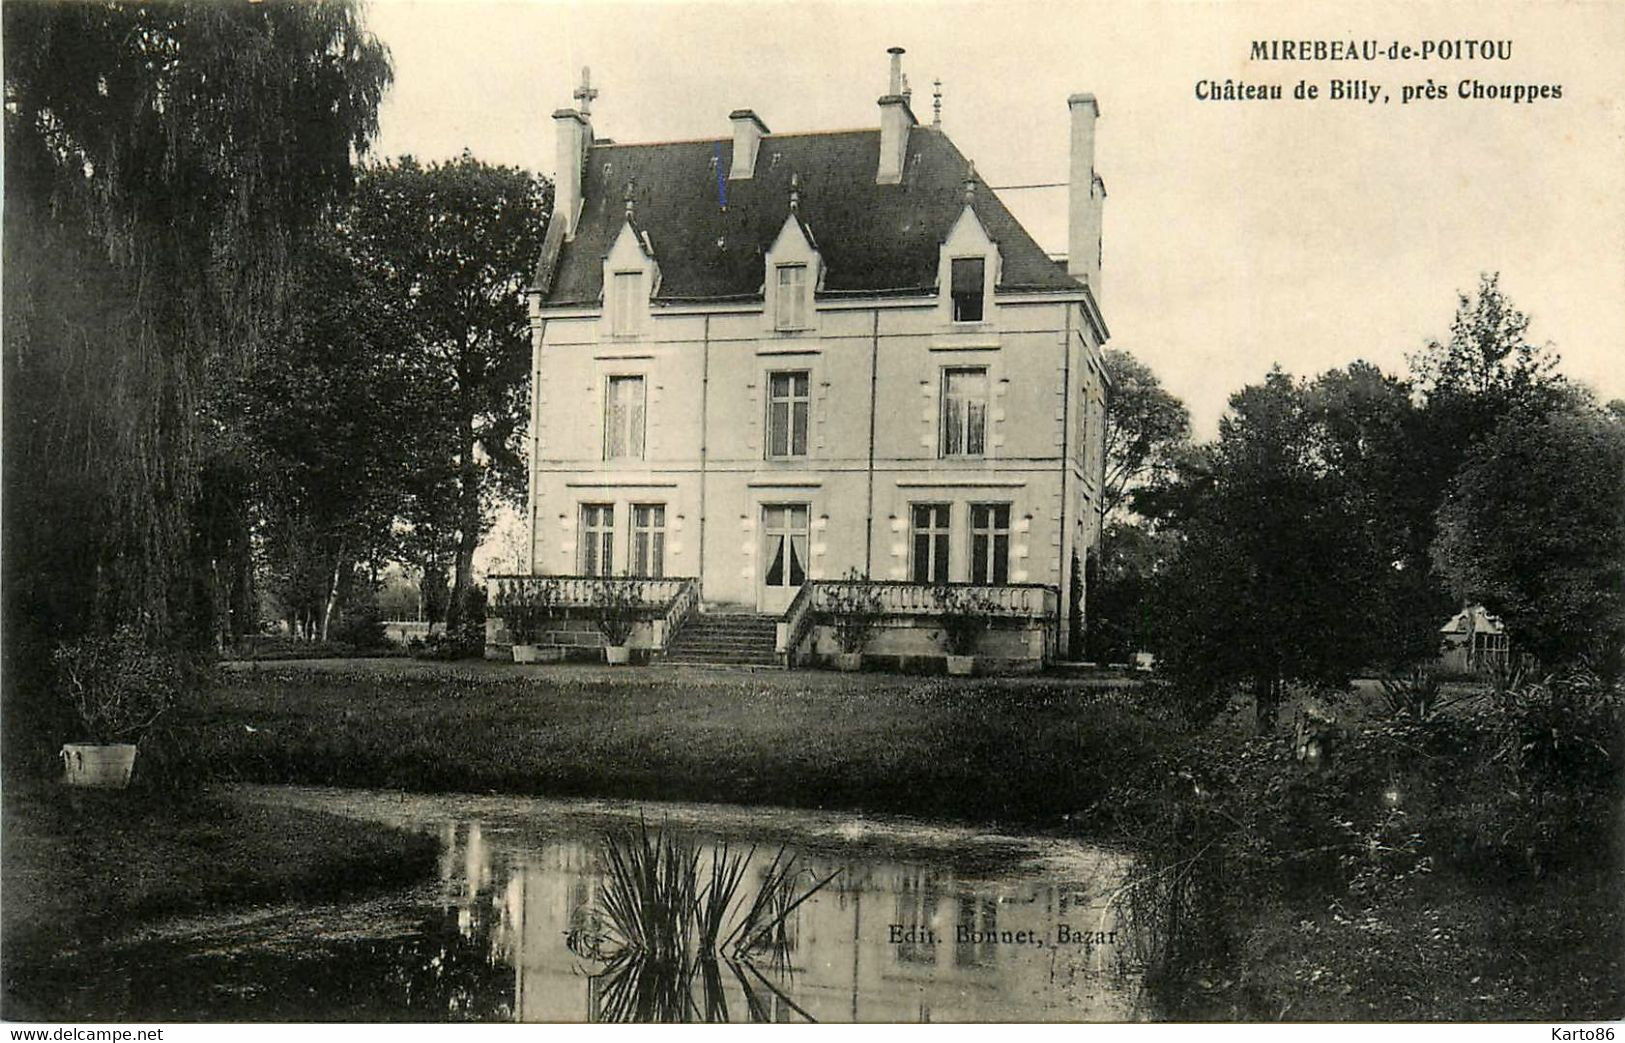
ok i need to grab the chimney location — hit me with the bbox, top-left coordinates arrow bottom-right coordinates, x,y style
553,67 -> 596,240
1067,93 -> 1104,299
728,109 -> 769,180
877,47 -> 916,184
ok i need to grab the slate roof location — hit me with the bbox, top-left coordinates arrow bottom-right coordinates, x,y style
533,126 -> 1082,305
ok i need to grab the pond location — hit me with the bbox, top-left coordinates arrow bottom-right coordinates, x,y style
19,786 -> 1155,1023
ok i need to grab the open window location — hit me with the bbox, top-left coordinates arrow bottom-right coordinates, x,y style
950,257 -> 986,322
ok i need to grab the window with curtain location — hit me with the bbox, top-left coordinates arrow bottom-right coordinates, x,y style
969,503 -> 1010,584
941,367 -> 988,457
767,371 -> 810,458
631,504 -> 665,578
604,375 -> 646,460
762,505 -> 808,588
580,504 -> 615,576
775,263 -> 807,330
950,256 -> 985,322
911,504 -> 951,584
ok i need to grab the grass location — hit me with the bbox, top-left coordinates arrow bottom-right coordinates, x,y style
197,662 -> 1166,827
1232,864 -> 1625,1021
0,774 -> 439,996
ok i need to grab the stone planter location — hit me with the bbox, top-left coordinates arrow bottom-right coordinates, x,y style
836,651 -> 863,673
604,644 -> 631,666
945,654 -> 976,677
512,644 -> 541,664
61,743 -> 138,789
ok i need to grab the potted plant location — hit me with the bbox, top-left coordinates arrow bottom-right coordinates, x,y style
936,586 -> 994,676
495,579 -> 554,663
826,568 -> 883,672
591,580 -> 643,665
53,626 -> 180,789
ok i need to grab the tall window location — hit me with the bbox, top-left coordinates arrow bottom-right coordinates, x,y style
611,270 -> 640,335
775,263 -> 807,330
969,503 -> 1010,584
767,371 -> 810,458
604,375 -> 646,460
950,256 -> 985,322
631,504 -> 666,578
941,367 -> 988,457
581,504 -> 615,576
911,504 -> 951,584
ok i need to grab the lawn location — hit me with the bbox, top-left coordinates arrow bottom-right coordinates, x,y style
0,776 -> 438,1019
198,660 -> 1165,827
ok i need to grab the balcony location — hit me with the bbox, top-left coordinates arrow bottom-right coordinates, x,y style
779,580 -> 1060,671
486,575 -> 700,658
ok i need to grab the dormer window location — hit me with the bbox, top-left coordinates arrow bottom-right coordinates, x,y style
775,263 -> 808,330
610,270 -> 641,335
951,257 -> 986,322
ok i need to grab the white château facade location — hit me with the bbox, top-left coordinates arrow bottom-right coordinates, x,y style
511,50 -> 1109,666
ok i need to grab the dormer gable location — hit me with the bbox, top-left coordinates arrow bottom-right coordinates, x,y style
936,190 -> 1001,326
763,206 -> 821,333
601,214 -> 660,337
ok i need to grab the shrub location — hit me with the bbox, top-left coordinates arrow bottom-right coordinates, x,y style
491,579 -> 556,645
330,587 -> 388,649
825,569 -> 883,654
934,586 -> 997,656
591,581 -> 643,647
52,627 -> 182,744
452,585 -> 487,656
1375,666 -> 1468,722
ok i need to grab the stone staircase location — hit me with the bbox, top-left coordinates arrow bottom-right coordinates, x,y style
661,612 -> 781,667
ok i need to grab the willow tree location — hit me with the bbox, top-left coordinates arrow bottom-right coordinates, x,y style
2,1 -> 391,678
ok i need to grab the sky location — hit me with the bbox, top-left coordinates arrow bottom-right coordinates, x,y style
364,0 -> 1625,438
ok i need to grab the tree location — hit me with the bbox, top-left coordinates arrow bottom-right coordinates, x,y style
1151,369 -> 1393,730
343,154 -> 551,630
1085,520 -> 1177,664
1408,273 -> 1572,492
1433,404 -> 1625,675
1101,349 -> 1192,521
1305,362 -> 1453,666
227,242 -> 432,641
3,1 -> 391,650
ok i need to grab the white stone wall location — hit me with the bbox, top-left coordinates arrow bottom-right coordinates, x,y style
527,293 -> 1108,645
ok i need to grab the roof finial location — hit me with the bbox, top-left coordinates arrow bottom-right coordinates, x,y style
573,66 -> 598,117
623,179 -> 635,221
789,171 -> 800,213
932,79 -> 942,128
963,160 -> 976,206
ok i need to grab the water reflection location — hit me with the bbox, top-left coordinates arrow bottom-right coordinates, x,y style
425,811 -> 1147,1022
4,793 -> 1152,1022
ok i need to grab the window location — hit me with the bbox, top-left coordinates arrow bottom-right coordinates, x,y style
911,504 -> 951,584
950,256 -> 985,322
580,504 -> 615,576
767,371 -> 810,458
631,504 -> 666,578
611,270 -> 640,335
604,375 -> 646,460
762,505 -> 808,589
775,263 -> 807,330
941,367 -> 988,457
969,503 -> 1010,584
